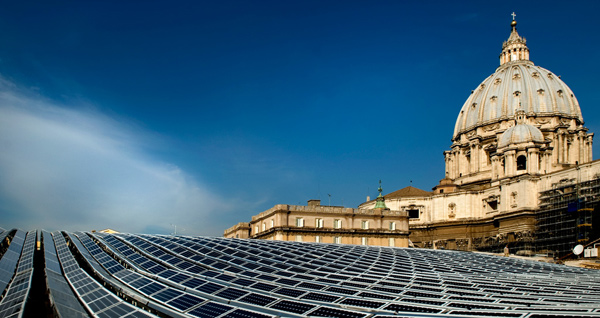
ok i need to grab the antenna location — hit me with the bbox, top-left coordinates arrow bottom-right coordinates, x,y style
328,194 -> 331,206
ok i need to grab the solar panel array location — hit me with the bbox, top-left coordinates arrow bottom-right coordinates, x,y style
0,228 -> 599,317
0,230 -> 27,305
0,230 -> 35,318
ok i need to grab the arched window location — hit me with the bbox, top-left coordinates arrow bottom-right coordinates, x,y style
517,155 -> 527,171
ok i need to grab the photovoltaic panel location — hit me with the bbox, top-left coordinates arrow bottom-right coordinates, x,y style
166,293 -> 205,311
188,301 -> 233,318
270,300 -> 316,314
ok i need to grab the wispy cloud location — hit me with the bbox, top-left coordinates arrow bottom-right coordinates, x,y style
0,77 -> 229,235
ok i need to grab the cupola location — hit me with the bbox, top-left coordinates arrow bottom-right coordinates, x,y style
500,13 -> 530,65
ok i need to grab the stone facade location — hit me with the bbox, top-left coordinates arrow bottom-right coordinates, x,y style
224,199 -> 410,247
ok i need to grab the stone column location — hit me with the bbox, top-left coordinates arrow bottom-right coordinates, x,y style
528,148 -> 539,174
505,150 -> 516,177
562,134 -> 568,164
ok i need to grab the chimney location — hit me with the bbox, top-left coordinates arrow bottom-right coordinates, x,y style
307,199 -> 321,206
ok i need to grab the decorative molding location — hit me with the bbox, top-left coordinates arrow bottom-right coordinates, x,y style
484,123 -> 500,132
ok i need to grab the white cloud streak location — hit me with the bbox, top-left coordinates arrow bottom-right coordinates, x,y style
0,77 -> 228,235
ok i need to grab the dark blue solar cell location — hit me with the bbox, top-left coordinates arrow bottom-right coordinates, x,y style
231,278 -> 254,286
384,303 -> 443,313
243,263 -> 260,270
177,261 -> 194,270
250,282 -> 277,292
223,309 -> 273,318
153,288 -> 184,302
274,287 -> 305,297
325,286 -> 357,295
275,278 -> 299,286
182,278 -> 207,289
256,274 -> 276,281
139,282 -> 166,295
87,294 -> 121,313
212,262 -> 229,269
215,274 -> 236,282
403,291 -> 439,298
169,273 -> 192,283
129,277 -> 152,289
167,294 -> 205,311
297,282 -> 325,290
340,298 -> 384,309
216,287 -> 248,300
239,293 -> 276,306
255,266 -> 276,273
270,300 -> 315,314
158,269 -> 178,278
401,298 -> 445,306
180,250 -> 195,258
196,282 -> 224,294
223,266 -> 243,273
308,307 -> 366,318
301,292 -> 341,303
315,278 -> 338,284
96,302 -> 132,318
147,265 -> 167,274
357,292 -> 395,300
202,271 -> 220,278
188,302 -> 232,318
186,265 -> 206,274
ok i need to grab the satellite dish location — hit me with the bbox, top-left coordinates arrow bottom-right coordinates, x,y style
573,244 -> 584,255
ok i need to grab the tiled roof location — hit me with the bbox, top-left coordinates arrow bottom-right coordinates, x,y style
385,186 -> 433,198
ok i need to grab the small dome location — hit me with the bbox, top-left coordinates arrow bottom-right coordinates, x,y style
498,123 -> 544,148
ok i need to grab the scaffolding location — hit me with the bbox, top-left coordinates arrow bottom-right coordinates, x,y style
536,177 -> 600,257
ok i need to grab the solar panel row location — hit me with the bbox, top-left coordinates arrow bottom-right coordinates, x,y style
0,231 -> 36,318
0,230 -> 27,304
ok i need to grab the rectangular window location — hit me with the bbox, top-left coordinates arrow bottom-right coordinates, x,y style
407,209 -> 420,219
334,236 -> 341,244
361,237 -> 368,245
254,226 -> 259,234
270,219 -> 274,228
295,235 -> 303,242
262,223 -> 266,231
389,238 -> 395,247
333,219 -> 342,229
316,218 -> 323,228
361,220 -> 369,229
296,217 -> 304,227
389,222 -> 396,230
315,236 -> 321,243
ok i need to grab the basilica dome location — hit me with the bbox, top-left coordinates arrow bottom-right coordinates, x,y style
452,21 -> 583,141
443,17 -> 593,186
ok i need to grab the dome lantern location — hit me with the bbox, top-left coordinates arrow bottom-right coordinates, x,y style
500,13 -> 529,65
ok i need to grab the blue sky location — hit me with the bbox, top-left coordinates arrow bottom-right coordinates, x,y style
0,1 -> 599,236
